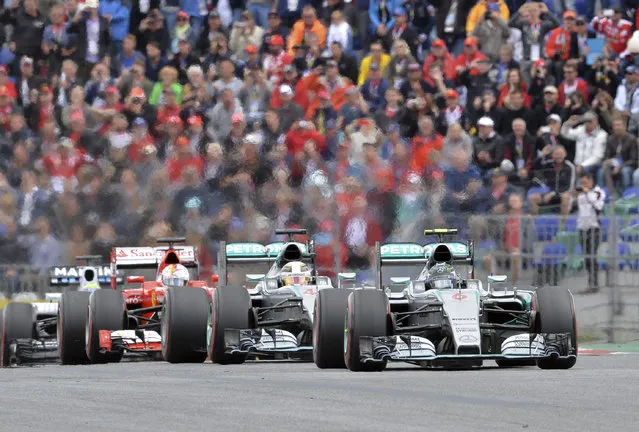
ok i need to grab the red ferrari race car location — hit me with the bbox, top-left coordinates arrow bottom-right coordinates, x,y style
57,238 -> 218,364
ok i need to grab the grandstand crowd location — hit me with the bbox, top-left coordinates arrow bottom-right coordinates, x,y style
1,0 -> 639,282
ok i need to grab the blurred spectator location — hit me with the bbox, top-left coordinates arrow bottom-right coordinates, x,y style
561,111 -> 607,176
472,2 -> 510,62
598,117 -> 638,189
528,144 -> 574,216
574,171 -> 606,294
358,41 -> 390,85
466,0 -> 509,35
558,60 -> 589,106
473,116 -> 504,175
287,6 -> 327,56
591,7 -> 632,55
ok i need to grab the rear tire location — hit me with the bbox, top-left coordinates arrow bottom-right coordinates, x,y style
162,287 -> 209,363
535,286 -> 577,370
314,289 -> 351,368
1,302 -> 35,367
86,290 -> 126,364
208,286 -> 251,365
58,291 -> 91,365
344,290 -> 389,372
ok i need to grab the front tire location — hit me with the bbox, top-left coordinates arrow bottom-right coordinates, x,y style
344,290 -> 389,372
58,291 -> 91,365
535,286 -> 577,370
86,290 -> 126,364
208,286 -> 251,365
1,302 -> 35,367
162,287 -> 209,363
313,289 -> 351,369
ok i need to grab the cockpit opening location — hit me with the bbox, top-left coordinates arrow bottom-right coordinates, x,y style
165,251 -> 180,265
84,268 -> 96,282
281,244 -> 303,263
431,245 -> 453,263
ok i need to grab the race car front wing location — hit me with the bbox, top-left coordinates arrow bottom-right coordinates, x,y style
359,334 -> 576,363
5,338 -> 59,365
98,330 -> 162,355
224,328 -> 312,356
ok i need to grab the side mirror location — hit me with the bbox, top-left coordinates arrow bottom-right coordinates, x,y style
246,274 -> 265,282
127,276 -> 145,284
487,275 -> 507,283
338,272 -> 356,281
390,276 -> 411,284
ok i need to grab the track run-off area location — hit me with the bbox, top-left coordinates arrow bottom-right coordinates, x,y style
0,353 -> 636,432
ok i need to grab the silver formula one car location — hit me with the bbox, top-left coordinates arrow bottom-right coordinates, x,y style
313,229 -> 577,371
208,229 -> 334,364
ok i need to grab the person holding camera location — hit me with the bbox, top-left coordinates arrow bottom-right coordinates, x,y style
561,111 -> 607,177
66,0 -> 112,82
471,2 -> 510,62
41,4 -> 74,77
574,171 -> 606,294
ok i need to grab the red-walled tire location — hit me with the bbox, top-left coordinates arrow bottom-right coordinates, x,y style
162,287 -> 209,363
207,286 -> 251,365
86,290 -> 126,364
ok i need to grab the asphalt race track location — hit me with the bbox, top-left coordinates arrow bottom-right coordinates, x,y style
0,355 -> 636,432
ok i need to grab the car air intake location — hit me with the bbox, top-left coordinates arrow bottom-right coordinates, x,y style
457,345 -> 480,355
84,269 -> 96,282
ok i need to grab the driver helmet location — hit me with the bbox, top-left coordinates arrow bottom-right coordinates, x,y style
161,264 -> 190,287
279,261 -> 311,286
425,263 -> 458,289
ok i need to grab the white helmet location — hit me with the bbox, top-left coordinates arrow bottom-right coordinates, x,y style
279,261 -> 311,286
161,264 -> 190,287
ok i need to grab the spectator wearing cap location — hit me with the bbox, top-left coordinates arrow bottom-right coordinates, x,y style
201,34 -> 232,74
557,60 -> 589,106
384,7 -> 417,56
361,62 -> 391,113
284,119 -> 327,159
422,39 -> 456,82
167,136 -> 205,183
66,0 -> 112,81
529,85 -> 562,133
475,166 -> 520,214
357,41 -> 391,85
441,123 -> 473,168
83,63 -> 114,107
598,117 -> 638,189
41,4 -> 74,77
127,117 -> 154,162
195,11 -> 228,55
238,65 -> 270,125
157,114 -> 184,159
614,65 -> 639,116
98,0 -> 131,57
498,89 -> 532,136
473,116 -> 505,176
437,89 -> 469,135
574,15 -> 596,60
545,11 -> 579,81
287,6 -> 327,56
398,61 -> 431,101
308,90 -> 338,134
325,10 -> 354,55
276,84 -> 304,131
409,116 -> 443,175
466,0 -> 509,34
258,13 -> 287,52
508,2 -> 560,67
330,42 -> 359,85
170,11 -> 195,55
302,59 -> 351,118
454,36 -> 488,79
441,148 -> 483,214
206,88 -> 243,142
122,86 -> 157,134
371,87 -> 402,132
230,11 -> 265,61
591,7 -> 632,55
68,110 -> 103,158
471,1 -> 510,62
156,88 -> 183,129
0,0 -> 46,73
561,111 -> 607,176
263,34 -> 293,84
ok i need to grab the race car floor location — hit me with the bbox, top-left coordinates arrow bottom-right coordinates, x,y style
0,355 -> 636,432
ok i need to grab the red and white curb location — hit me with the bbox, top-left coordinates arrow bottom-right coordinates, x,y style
579,348 -> 639,355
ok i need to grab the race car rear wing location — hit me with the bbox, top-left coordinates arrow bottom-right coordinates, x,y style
218,240 -> 316,287
374,238 -> 475,288
111,246 -> 198,268
50,255 -> 123,286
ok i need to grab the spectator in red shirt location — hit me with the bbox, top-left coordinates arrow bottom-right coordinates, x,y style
422,39 -> 456,82
167,136 -> 204,182
454,36 -> 488,79
591,7 -> 632,55
558,60 -> 589,106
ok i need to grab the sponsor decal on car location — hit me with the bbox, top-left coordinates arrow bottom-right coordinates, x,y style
455,327 -> 476,332
452,293 -> 467,301
380,243 -> 425,258
459,335 -> 478,343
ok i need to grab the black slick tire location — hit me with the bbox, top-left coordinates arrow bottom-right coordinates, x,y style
162,287 -> 209,363
313,289 -> 351,368
86,290 -> 126,364
535,286 -> 577,370
58,291 -> 91,365
344,289 -> 389,372
1,302 -> 35,367
208,286 -> 250,365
